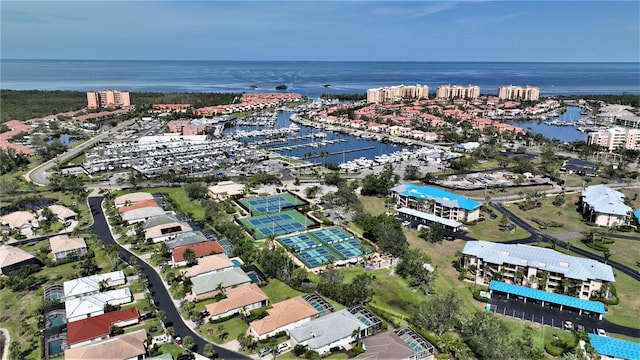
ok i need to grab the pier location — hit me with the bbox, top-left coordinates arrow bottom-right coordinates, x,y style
305,146 -> 375,158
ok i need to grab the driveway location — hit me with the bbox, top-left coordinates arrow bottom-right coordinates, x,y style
88,196 -> 249,359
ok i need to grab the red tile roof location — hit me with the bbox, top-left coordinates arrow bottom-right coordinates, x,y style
172,241 -> 224,262
67,307 -> 139,345
117,199 -> 159,214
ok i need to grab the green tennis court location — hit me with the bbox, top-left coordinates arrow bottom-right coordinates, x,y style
238,193 -> 306,215
239,209 -> 317,239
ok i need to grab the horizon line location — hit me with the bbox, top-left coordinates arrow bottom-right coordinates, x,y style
2,59 -> 639,64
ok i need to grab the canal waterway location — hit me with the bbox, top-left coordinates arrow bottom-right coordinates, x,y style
507,106 -> 588,143
222,112 -> 407,165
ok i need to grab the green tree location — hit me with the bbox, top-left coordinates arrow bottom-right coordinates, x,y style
182,248 -> 197,266
403,165 -> 420,180
412,290 -> 462,335
182,335 -> 195,351
396,248 -> 435,293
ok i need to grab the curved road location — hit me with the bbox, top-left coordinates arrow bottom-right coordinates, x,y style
26,119 -> 136,186
88,196 -> 248,359
492,203 -> 640,282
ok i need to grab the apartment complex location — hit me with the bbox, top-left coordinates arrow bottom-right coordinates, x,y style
463,241 -> 615,300
366,84 -> 429,104
498,85 -> 540,101
580,184 -> 633,227
391,183 -> 481,222
436,84 -> 480,99
587,127 -> 640,151
86,90 -> 131,109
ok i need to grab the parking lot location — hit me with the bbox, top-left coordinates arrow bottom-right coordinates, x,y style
488,292 -> 638,337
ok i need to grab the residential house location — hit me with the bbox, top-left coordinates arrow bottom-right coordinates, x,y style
64,329 -> 147,360
63,271 -> 126,300
0,245 -> 40,275
249,296 -> 319,340
67,307 -> 139,348
0,211 -> 38,233
47,205 -> 78,223
580,185 -> 633,227
205,283 -> 269,320
114,192 -> 155,208
145,220 -> 192,243
49,235 -> 88,261
289,309 -> 366,355
181,253 -> 234,278
165,231 -> 210,249
561,158 -> 597,177
171,241 -> 224,267
191,267 -> 252,300
117,199 -> 159,214
463,241 -> 615,300
121,206 -> 166,225
65,288 -> 133,323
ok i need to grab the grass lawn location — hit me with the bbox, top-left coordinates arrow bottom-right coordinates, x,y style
464,216 -> 530,241
260,279 -> 304,303
359,196 -> 388,216
197,317 -> 248,344
157,343 -> 190,359
619,188 -> 640,209
571,237 -> 640,270
603,270 -> 640,329
505,193 -> 593,234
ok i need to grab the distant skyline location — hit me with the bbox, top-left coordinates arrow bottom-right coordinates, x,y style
2,1 -> 639,63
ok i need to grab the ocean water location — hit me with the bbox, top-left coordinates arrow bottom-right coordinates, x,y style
1,60 -> 639,98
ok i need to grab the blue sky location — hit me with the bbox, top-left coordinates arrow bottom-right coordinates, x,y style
2,1 -> 639,62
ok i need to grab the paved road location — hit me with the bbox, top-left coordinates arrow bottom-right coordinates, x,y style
26,119 -> 136,186
493,203 -> 640,282
0,328 -> 9,360
88,196 -> 249,360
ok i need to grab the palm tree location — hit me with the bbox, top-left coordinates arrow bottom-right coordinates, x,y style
603,250 -> 611,264
183,248 -> 197,266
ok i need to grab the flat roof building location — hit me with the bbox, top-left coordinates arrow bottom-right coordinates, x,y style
436,84 -> 480,99
498,85 -> 540,101
366,85 -> 429,104
392,183 -> 481,223
87,90 -> 131,110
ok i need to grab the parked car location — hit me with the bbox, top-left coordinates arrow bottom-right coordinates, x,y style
175,336 -> 182,345
563,321 -> 574,330
277,342 -> 292,354
597,328 -> 607,336
258,347 -> 272,357
177,354 -> 195,360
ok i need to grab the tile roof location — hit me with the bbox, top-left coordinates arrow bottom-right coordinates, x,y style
289,309 -> 364,350
64,329 -> 147,360
354,331 -> 415,360
0,211 -> 35,228
114,192 -> 155,207
206,283 -> 269,316
463,241 -> 615,282
249,296 -> 319,336
182,253 -> 234,278
173,241 -> 224,262
0,244 -> 36,269
166,231 -> 210,249
117,199 -> 159,214
49,235 -> 87,254
67,307 -> 139,344
392,183 -> 481,211
48,204 -> 78,219
582,185 -> 632,216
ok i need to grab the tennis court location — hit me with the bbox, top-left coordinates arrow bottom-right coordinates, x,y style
280,233 -> 321,252
331,239 -> 364,258
310,227 -> 354,244
298,248 -> 333,268
239,193 -> 306,215
239,209 -> 317,239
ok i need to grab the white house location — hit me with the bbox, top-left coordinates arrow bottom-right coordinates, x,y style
289,309 -> 366,354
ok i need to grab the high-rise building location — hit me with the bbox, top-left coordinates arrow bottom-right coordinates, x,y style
86,90 -> 131,109
366,84 -> 429,104
587,127 -> 640,151
498,85 -> 540,101
435,84 -> 480,99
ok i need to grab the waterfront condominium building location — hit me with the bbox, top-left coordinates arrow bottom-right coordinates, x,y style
366,84 -> 429,104
463,241 -> 615,300
435,84 -> 480,99
498,85 -> 540,101
87,90 -> 131,109
587,127 -> 640,151
579,184 -> 633,227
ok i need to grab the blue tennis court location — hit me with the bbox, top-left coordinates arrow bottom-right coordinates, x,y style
331,239 -> 364,258
280,234 -> 320,251
311,227 -> 353,244
298,248 -> 332,268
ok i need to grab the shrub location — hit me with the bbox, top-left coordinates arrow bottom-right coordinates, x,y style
472,289 -> 490,303
346,345 -> 365,357
545,341 -> 564,356
294,344 -> 307,356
